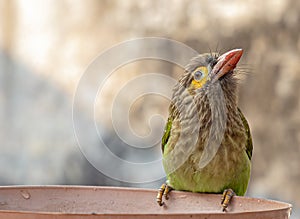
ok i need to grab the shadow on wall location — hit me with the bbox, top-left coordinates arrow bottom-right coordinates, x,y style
0,49 -> 74,184
0,49 -> 165,188
0,49 -> 100,185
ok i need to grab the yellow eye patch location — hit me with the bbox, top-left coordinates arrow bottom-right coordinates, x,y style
191,66 -> 208,89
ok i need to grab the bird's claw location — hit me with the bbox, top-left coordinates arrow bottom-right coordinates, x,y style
221,188 -> 235,212
156,183 -> 173,206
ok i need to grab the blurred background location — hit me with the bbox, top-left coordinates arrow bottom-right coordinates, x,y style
0,0 -> 299,217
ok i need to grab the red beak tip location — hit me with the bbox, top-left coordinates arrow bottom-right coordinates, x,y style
233,48 -> 243,57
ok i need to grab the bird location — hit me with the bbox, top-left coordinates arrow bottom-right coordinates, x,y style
156,49 -> 253,211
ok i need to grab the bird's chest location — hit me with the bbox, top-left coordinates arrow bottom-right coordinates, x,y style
164,120 -> 248,193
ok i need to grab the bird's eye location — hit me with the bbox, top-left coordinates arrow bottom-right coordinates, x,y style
194,70 -> 203,81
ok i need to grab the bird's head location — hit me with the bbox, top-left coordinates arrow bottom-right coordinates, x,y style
180,49 -> 243,97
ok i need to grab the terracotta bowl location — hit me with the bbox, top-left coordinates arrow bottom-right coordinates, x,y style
0,186 -> 292,219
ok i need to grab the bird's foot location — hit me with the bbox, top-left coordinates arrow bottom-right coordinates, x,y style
156,183 -> 173,206
221,188 -> 235,212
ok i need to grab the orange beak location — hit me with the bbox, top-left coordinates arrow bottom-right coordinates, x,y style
211,49 -> 243,81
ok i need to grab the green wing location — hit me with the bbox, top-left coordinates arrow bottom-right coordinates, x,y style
161,116 -> 173,153
238,108 -> 253,161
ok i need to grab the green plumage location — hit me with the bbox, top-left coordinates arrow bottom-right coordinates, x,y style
161,51 -> 253,197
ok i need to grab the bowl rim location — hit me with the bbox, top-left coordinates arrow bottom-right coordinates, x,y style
0,185 -> 293,216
